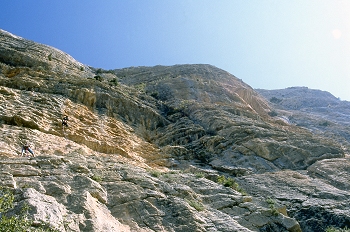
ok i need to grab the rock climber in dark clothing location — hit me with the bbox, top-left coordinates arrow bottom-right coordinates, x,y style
62,115 -> 68,127
21,144 -> 35,157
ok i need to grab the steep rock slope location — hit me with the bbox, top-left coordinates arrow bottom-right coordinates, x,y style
113,66 -> 344,172
0,29 -> 350,232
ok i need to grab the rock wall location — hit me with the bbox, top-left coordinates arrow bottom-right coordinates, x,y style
0,28 -> 349,231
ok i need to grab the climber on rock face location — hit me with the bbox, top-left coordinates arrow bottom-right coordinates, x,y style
62,115 -> 68,127
21,144 -> 35,157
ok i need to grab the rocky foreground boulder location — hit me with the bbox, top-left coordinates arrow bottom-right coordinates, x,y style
1,29 -> 350,231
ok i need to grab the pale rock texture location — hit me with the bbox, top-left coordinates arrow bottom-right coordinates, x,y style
1,28 -> 349,231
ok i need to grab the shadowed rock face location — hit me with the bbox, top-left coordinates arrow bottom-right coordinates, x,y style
0,28 -> 349,232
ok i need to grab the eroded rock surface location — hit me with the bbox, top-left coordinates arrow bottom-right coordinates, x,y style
257,87 -> 350,151
1,28 -> 349,231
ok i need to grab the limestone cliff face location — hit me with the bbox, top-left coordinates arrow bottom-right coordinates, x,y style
115,64 -> 271,119
257,87 -> 350,151
114,65 -> 344,172
0,29 -> 350,232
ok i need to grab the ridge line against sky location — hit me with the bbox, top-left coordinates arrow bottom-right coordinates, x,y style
1,0 -> 350,101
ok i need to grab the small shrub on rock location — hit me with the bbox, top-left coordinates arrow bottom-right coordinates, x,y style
217,175 -> 235,187
269,97 -> 282,104
326,227 -> 350,232
0,187 -> 14,212
195,172 -> 206,178
185,199 -> 205,211
149,169 -> 161,177
94,75 -> 103,82
109,78 -> 118,86
266,197 -> 279,216
217,175 -> 246,195
91,174 -> 103,182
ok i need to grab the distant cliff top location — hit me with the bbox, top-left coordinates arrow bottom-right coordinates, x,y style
256,86 -> 344,109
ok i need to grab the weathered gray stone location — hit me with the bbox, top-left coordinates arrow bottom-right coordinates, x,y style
0,171 -> 16,188
10,164 -> 41,177
20,188 -> 68,231
1,28 -> 350,232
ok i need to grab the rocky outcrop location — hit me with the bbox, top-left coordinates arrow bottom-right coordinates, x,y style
237,159 -> 350,232
112,66 -> 344,172
115,64 -> 272,119
257,87 -> 350,152
1,28 -> 350,231
0,130 -> 302,231
0,29 -> 93,78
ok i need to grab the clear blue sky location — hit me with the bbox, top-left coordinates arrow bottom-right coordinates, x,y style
1,0 -> 350,101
